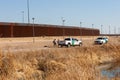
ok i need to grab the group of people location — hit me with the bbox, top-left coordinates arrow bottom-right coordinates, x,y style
53,39 -> 59,46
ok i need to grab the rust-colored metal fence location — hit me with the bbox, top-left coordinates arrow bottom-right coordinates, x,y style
0,22 -> 100,37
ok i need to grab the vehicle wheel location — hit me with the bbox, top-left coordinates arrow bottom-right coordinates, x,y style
67,43 -> 71,47
61,45 -> 63,47
58,45 -> 62,48
58,45 -> 60,48
79,43 -> 82,46
100,42 -> 103,45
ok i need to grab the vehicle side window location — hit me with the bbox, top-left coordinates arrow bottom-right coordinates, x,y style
74,39 -> 78,41
72,38 -> 74,40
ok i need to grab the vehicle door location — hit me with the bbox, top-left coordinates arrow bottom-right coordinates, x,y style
102,38 -> 106,43
72,38 -> 75,46
73,38 -> 79,45
103,38 -> 107,43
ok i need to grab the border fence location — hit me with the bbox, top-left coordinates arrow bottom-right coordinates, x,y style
0,22 -> 100,37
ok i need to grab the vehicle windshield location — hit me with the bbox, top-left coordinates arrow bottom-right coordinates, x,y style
97,38 -> 103,39
65,38 -> 70,40
96,37 -> 108,40
72,38 -> 78,41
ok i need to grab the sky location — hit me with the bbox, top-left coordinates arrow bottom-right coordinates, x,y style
0,0 -> 120,34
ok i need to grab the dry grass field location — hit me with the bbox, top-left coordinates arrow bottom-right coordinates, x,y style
0,36 -> 120,80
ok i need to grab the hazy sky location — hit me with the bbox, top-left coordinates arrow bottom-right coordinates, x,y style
0,0 -> 120,34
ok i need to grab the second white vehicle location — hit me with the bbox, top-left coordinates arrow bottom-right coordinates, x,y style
58,37 -> 82,47
94,37 -> 108,45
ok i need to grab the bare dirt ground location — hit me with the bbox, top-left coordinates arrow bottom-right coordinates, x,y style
0,36 -> 119,80
0,36 -> 119,53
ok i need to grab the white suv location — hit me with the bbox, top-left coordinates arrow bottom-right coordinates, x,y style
94,37 -> 108,45
58,38 -> 82,47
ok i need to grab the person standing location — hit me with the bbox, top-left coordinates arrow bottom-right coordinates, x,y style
53,39 -> 57,46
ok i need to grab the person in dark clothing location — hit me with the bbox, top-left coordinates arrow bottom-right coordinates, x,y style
53,39 -> 57,46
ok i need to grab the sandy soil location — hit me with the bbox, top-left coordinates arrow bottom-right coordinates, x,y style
0,36 -> 119,53
0,36 -> 119,80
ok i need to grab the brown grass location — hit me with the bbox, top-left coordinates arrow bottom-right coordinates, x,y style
0,37 -> 120,80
